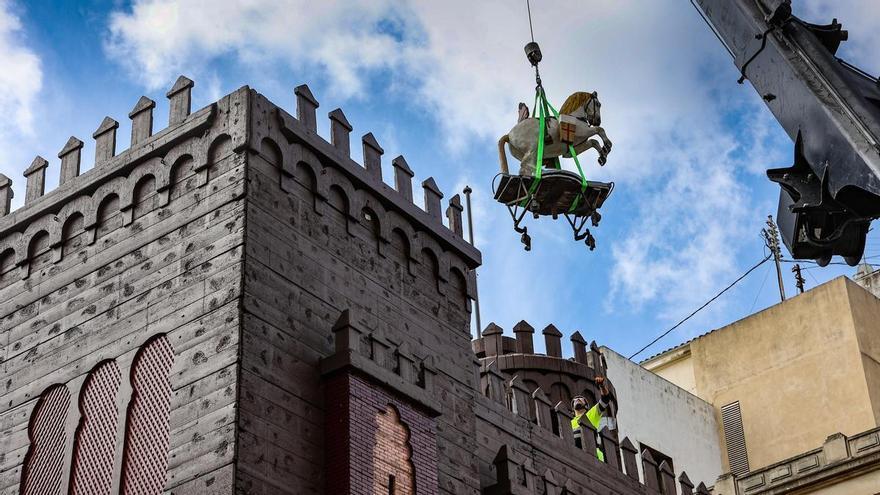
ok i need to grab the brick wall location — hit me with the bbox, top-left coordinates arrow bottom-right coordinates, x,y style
325,372 -> 438,495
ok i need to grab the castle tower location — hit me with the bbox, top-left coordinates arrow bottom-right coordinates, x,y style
0,79 -> 707,494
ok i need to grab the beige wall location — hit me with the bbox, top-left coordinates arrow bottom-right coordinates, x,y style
647,277 -> 880,472
643,347 -> 698,395
846,280 -> 880,426
796,470 -> 880,495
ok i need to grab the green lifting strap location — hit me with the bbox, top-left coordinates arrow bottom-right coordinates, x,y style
521,90 -> 547,207
542,93 -> 589,213
521,88 -> 589,212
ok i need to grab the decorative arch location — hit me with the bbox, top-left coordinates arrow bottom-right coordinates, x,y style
0,247 -> 15,280
372,404 -> 415,495
70,360 -> 122,495
26,230 -> 52,276
122,158 -> 168,211
167,154 -> 196,201
259,136 -> 283,167
206,134 -> 233,185
20,384 -> 71,495
419,247 -> 441,294
448,266 -> 470,310
85,177 -> 127,234
550,382 -> 572,406
130,174 -> 158,222
120,334 -> 175,495
94,194 -> 122,241
58,212 -> 86,261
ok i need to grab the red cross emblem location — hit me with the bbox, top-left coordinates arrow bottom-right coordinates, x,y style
560,121 -> 577,144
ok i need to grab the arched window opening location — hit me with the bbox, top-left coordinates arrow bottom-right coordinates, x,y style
70,360 -> 122,495
120,334 -> 175,495
96,194 -> 121,240
20,384 -> 71,495
372,405 -> 415,494
132,175 -> 157,221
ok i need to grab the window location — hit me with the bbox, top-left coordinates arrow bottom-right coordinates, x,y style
721,401 -> 750,476
20,335 -> 175,495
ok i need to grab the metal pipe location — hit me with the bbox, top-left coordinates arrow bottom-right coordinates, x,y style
463,185 -> 482,337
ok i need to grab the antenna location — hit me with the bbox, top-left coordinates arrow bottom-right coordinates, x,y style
463,185 -> 482,337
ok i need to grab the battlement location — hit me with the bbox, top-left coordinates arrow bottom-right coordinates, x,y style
473,320 -> 605,369
472,321 -> 609,408
0,76 -> 479,292
476,361 -> 711,495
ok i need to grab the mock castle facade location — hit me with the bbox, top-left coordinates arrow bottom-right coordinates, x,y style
0,77 -> 709,494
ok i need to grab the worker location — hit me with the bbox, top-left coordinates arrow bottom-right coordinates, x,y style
571,376 -> 614,462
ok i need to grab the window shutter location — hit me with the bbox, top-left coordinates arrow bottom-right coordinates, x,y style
721,401 -> 750,475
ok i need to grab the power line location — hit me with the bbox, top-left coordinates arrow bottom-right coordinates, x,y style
628,254 -> 773,361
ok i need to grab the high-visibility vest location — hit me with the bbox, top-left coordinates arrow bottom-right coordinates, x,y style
571,405 -> 606,462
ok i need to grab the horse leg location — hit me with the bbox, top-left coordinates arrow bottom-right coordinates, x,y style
594,126 -> 612,154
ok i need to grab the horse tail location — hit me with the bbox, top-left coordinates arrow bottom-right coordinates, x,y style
498,134 -> 510,174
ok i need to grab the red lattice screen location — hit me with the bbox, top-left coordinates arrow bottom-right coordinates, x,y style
70,360 -> 122,495
21,384 -> 71,495
121,335 -> 175,495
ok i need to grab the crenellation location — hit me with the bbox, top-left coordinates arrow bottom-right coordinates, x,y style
328,107 -> 352,157
361,132 -> 383,181
128,95 -> 156,146
23,156 -> 48,204
531,387 -> 554,430
570,330 -> 588,364
554,401 -> 575,445
166,75 -> 194,125
508,375 -> 532,420
679,471 -> 695,495
659,459 -> 676,494
93,117 -> 119,165
601,426 -> 622,471
422,176 -> 443,221
0,174 -> 12,216
294,84 -> 319,132
268,90 -> 480,267
513,320 -> 535,354
620,437 -> 641,482
543,324 -> 563,358
641,448 -> 661,491
446,193 -> 463,237
391,155 -> 414,201
57,136 -> 84,186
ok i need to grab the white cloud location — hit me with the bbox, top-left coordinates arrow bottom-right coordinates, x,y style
0,1 -> 40,135
0,1 -> 41,186
104,0 -> 876,332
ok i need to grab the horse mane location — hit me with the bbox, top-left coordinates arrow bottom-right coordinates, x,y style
559,91 -> 592,115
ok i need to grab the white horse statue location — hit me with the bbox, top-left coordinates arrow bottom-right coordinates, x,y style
498,91 -> 612,176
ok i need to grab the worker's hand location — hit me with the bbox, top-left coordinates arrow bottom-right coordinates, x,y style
594,376 -> 605,385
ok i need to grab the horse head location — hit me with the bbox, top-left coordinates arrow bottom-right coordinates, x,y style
560,91 -> 601,126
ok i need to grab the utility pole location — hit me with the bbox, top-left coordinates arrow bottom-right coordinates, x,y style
762,215 -> 786,302
792,264 -> 805,294
463,186 -> 482,337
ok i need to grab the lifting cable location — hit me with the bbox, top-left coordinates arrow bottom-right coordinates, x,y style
521,0 -> 590,213
627,254 -> 773,361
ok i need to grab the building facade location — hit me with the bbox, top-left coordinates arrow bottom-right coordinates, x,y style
0,78 -> 710,494
643,276 -> 880,494
602,348 -> 724,489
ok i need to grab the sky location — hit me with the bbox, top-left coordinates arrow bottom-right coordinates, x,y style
1,0 -> 878,361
